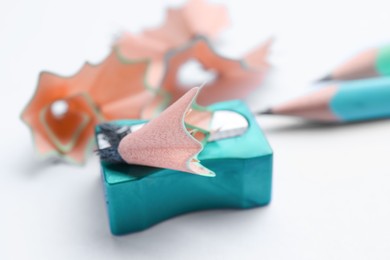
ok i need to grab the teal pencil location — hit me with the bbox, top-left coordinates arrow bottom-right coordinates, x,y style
261,77 -> 390,122
319,45 -> 390,81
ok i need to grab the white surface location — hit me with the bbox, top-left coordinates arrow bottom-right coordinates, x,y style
1,0 -> 390,259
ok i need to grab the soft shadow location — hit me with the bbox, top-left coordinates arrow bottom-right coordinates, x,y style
15,149 -> 96,177
108,207 -> 270,256
15,151 -> 62,176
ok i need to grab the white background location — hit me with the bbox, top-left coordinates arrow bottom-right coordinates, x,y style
1,0 -> 390,259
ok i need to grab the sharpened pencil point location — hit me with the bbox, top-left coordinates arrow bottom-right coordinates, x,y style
258,108 -> 273,115
316,74 -> 333,82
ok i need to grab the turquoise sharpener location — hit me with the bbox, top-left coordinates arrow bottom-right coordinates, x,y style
96,100 -> 273,235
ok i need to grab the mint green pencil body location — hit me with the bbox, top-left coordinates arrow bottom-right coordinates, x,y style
261,77 -> 390,122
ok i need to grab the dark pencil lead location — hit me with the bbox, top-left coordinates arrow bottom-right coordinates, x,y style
96,147 -> 125,163
99,123 -> 122,147
257,108 -> 273,115
316,74 -> 333,82
96,123 -> 129,163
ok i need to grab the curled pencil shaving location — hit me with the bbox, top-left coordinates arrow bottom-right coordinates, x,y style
98,87 -> 215,177
161,36 -> 273,106
21,49 -> 160,164
115,0 -> 229,86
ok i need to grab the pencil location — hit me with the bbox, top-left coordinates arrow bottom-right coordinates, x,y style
260,77 -> 390,122
318,45 -> 390,82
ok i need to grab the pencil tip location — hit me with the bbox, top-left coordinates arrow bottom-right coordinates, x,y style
317,74 -> 333,82
258,108 -> 273,115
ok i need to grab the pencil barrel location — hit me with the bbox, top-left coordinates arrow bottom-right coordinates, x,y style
330,77 -> 390,121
